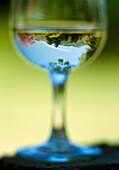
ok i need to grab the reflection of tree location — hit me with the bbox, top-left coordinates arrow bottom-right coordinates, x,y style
48,59 -> 74,73
17,32 -> 100,49
46,33 -> 82,47
84,35 -> 99,49
79,47 -> 94,63
79,34 -> 101,63
44,32 -> 100,49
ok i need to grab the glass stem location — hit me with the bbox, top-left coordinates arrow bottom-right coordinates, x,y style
49,71 -> 69,142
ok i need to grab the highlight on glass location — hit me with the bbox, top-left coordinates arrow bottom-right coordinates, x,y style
10,0 -> 107,162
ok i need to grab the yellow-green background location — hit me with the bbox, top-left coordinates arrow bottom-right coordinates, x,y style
0,0 -> 119,156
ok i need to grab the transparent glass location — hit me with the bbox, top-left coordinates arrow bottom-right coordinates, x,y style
10,0 -> 107,162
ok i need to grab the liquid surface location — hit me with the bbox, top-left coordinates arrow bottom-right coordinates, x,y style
14,29 -> 103,73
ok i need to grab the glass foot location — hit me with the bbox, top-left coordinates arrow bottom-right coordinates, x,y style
16,139 -> 102,162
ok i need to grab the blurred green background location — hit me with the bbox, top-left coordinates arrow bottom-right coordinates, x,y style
0,0 -> 119,156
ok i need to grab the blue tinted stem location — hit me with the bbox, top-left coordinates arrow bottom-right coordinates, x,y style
49,71 -> 69,141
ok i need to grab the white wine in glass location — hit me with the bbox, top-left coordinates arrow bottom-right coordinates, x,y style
10,0 -> 107,162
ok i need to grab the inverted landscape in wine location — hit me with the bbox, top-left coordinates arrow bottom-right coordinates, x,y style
14,29 -> 103,73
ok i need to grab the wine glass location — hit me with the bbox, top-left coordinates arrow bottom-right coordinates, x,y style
10,0 -> 107,162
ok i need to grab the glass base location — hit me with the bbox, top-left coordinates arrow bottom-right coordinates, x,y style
16,139 -> 102,162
